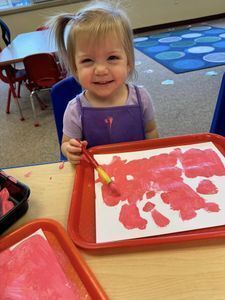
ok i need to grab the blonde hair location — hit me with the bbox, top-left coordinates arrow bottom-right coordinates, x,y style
48,1 -> 135,79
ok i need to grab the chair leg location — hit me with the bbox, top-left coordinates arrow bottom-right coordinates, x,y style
17,81 -> 22,98
6,87 -> 11,114
9,82 -> 25,121
30,91 -> 39,127
36,92 -> 48,110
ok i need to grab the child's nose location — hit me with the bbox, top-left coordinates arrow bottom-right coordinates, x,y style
94,63 -> 108,75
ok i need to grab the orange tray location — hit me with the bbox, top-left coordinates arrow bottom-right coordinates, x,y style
67,133 -> 225,250
0,218 -> 108,299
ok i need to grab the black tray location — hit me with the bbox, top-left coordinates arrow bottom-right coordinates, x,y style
0,170 -> 30,234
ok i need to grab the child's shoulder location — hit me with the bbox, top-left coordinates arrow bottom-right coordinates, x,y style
128,84 -> 151,101
67,91 -> 89,108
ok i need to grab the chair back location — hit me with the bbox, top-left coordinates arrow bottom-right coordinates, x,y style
23,53 -> 62,90
210,73 -> 225,136
51,76 -> 82,160
0,18 -> 11,46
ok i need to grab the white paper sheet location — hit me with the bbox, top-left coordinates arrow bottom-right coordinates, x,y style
95,142 -> 225,243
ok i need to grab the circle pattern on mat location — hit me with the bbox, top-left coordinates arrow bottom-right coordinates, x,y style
133,37 -> 148,42
135,40 -> 158,48
155,51 -> 185,60
159,36 -> 182,43
219,33 -> 225,38
150,33 -> 171,39
189,26 -> 212,31
212,41 -> 225,48
187,46 -> 214,54
181,33 -> 202,38
173,59 -> 205,70
145,45 -> 170,53
195,36 -> 221,43
170,40 -> 196,47
203,52 -> 225,63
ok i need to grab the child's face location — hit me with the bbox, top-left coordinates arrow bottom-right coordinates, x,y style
74,32 -> 131,102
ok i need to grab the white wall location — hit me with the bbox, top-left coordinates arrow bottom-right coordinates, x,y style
1,0 -> 225,41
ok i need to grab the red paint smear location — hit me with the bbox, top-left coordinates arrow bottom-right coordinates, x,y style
196,179 -> 218,194
24,171 -> 32,177
59,161 -> 65,169
174,148 -> 225,178
151,209 -> 170,227
119,203 -> 147,229
98,147 -> 225,229
143,201 -> 155,212
0,188 -> 14,216
0,234 -> 80,299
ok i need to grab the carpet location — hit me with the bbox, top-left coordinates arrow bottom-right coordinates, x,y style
134,25 -> 225,73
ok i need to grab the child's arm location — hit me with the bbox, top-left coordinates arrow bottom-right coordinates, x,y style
61,135 -> 87,165
145,119 -> 159,139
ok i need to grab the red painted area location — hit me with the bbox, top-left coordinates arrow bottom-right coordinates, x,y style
119,203 -> 147,229
174,148 -> 225,178
151,209 -> 170,227
98,147 -> 225,230
0,188 -> 14,217
0,234 -> 80,299
143,201 -> 155,212
196,179 -> 218,194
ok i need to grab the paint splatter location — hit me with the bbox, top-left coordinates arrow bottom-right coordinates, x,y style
196,179 -> 218,194
119,203 -> 147,230
151,209 -> 170,227
0,188 -> 14,217
99,147 -> 224,230
105,116 -> 113,129
24,171 -> 32,177
143,201 -> 155,212
0,233 -> 81,299
59,161 -> 65,169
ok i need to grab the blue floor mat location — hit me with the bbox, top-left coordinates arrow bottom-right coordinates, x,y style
134,25 -> 225,73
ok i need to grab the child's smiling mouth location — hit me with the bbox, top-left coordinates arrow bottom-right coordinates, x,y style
93,80 -> 114,85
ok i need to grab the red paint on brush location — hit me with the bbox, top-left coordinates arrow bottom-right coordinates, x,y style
81,143 -> 120,196
108,181 -> 121,197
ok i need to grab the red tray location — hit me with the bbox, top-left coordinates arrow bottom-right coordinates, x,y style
0,218 -> 108,299
67,133 -> 225,250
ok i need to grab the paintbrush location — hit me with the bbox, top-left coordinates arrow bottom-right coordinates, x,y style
81,143 -> 121,196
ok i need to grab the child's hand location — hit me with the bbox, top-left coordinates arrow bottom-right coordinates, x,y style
64,139 -> 87,165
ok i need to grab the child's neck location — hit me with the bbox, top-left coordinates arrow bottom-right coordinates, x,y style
85,84 -> 128,107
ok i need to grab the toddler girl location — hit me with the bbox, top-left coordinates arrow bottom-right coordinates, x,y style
50,0 -> 158,164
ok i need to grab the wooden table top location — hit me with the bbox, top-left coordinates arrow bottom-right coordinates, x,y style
0,30 -> 56,66
2,162 -> 225,299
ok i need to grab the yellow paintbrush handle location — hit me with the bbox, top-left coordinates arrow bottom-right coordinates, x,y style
96,166 -> 112,185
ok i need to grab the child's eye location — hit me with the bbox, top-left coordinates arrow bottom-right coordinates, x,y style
108,55 -> 119,61
81,58 -> 92,64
